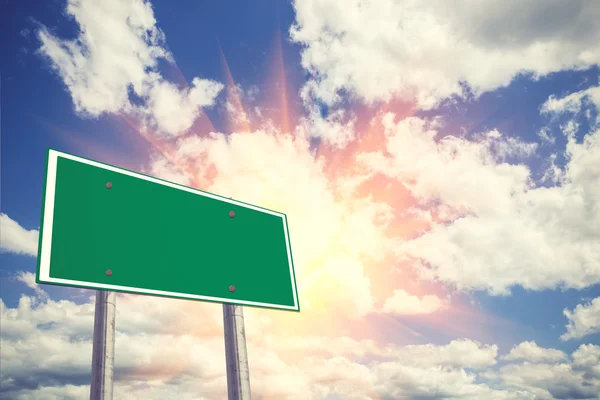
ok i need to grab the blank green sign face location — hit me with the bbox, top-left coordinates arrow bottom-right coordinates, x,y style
36,149 -> 299,311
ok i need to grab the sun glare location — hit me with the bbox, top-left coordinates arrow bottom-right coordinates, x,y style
41,27 -> 503,350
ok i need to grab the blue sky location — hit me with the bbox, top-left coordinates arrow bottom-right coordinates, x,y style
1,0 -> 600,399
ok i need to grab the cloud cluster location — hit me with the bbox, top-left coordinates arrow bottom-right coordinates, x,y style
2,291 -> 599,399
291,0 -> 600,109
37,0 -> 223,136
358,86 -> 600,294
483,344 -> 600,399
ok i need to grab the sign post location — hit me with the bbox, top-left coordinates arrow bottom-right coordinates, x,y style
223,304 -> 251,399
36,149 -> 300,399
90,290 -> 116,400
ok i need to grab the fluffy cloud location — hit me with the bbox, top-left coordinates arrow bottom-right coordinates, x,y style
503,341 -> 567,363
359,96 -> 600,294
270,336 -> 498,370
0,293 -> 226,399
572,344 -> 600,381
383,339 -> 498,370
360,117 -> 535,216
3,292 -> 598,399
382,289 -> 445,315
561,297 -> 600,341
16,272 -> 48,299
0,213 -> 39,257
291,0 -> 600,109
37,0 -> 223,136
484,344 -> 600,400
297,90 -> 357,148
372,364 -> 530,400
542,85 -> 600,118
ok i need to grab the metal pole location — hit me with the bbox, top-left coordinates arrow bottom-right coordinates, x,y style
90,290 -> 116,400
223,304 -> 251,400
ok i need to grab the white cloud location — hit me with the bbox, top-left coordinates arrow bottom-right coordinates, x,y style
270,335 -> 380,359
5,293 -> 598,399
291,0 -> 600,109
360,110 -> 600,295
360,116 -> 534,217
483,345 -> 600,400
537,127 -> 556,146
147,155 -> 191,186
144,78 -> 223,134
16,272 -> 48,299
38,0 -> 223,136
503,341 -> 567,363
561,297 -> 600,341
382,289 -> 445,315
540,153 -> 565,184
372,363 -> 531,400
0,294 -> 227,399
9,385 -> 89,400
542,85 -> 600,119
297,84 -> 357,148
271,337 -> 498,371
0,213 -> 39,257
384,339 -> 498,370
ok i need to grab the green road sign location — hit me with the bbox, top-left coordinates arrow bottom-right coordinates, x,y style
36,149 -> 299,311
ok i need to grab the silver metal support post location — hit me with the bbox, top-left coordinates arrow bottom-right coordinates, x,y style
90,290 -> 116,400
223,304 -> 251,400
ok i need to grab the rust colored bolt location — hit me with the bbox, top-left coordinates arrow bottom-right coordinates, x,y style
106,269 -> 113,276
229,211 -> 236,218
106,182 -> 113,189
229,285 -> 236,292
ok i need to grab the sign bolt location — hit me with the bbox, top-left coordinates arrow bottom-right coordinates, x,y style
106,182 -> 113,189
229,211 -> 236,218
229,285 -> 236,292
106,269 -> 113,276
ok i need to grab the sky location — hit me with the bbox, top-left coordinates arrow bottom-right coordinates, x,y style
1,0 -> 600,399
